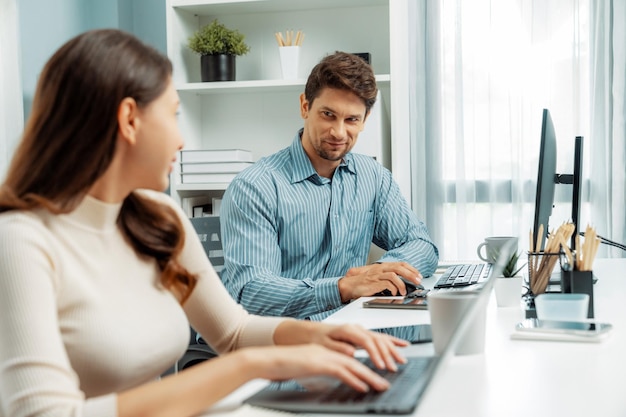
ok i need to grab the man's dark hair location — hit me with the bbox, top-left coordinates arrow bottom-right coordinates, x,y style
304,51 -> 378,114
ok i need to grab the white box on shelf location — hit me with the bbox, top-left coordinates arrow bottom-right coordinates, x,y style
212,197 -> 222,216
181,172 -> 239,184
180,149 -> 253,163
193,204 -> 210,217
181,161 -> 253,173
182,195 -> 213,218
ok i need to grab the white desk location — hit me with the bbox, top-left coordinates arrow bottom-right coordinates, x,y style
202,259 -> 626,417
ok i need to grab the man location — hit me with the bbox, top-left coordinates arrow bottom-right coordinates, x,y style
220,52 -> 439,320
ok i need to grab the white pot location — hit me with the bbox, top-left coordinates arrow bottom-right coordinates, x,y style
494,276 -> 523,307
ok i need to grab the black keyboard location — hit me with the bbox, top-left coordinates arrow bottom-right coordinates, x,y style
434,263 -> 491,289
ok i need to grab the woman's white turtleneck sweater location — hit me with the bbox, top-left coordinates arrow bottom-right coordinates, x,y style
0,189 -> 285,417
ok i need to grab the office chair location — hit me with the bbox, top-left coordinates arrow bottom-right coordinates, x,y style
167,216 -> 223,374
190,215 -> 225,276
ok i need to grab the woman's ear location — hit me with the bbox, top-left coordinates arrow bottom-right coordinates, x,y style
117,97 -> 139,145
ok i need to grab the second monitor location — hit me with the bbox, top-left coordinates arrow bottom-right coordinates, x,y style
532,108 -> 583,252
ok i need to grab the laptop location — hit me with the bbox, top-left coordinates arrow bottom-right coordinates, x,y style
243,243 -> 513,414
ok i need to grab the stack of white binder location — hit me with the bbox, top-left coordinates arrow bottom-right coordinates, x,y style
179,149 -> 254,184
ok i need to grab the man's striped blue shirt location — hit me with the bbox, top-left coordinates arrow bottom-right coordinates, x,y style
220,132 -> 439,321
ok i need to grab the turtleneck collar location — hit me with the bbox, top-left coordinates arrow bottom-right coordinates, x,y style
60,194 -> 124,232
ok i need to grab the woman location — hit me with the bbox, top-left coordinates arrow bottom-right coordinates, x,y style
0,29 -> 408,417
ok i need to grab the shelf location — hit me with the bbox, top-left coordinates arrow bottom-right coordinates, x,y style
166,0 -> 411,204
172,0 -> 387,16
176,183 -> 232,198
176,74 -> 390,95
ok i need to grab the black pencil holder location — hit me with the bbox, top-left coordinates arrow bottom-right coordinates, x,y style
522,252 -> 564,319
560,268 -> 594,318
526,251 -> 566,294
524,250 -> 567,319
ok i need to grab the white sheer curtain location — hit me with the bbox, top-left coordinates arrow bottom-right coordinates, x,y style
410,0 -> 594,260
589,0 -> 626,258
0,0 -> 23,178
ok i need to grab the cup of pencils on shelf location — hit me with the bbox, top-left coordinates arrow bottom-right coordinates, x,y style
275,29 -> 304,79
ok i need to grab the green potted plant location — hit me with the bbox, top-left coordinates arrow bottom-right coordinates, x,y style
502,250 -> 525,278
494,251 -> 526,307
187,19 -> 251,82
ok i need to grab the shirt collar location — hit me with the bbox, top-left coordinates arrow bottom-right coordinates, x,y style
288,129 -> 356,184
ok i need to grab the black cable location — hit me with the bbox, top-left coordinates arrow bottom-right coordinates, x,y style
579,231 -> 626,252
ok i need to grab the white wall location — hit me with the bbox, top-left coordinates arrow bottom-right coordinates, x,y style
120,0 -> 167,54
0,0 -> 24,177
18,0 -> 96,120
4,0 -> 165,180
17,0 -> 166,120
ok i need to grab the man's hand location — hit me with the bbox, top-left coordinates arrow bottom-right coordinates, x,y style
337,262 -> 422,303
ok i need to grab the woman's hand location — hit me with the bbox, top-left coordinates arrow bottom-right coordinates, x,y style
274,321 -> 409,371
117,342 -> 391,417
238,344 -> 391,393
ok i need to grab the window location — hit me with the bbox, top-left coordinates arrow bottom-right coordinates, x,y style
414,0 -> 590,260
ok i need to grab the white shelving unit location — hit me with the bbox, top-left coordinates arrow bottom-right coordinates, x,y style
166,0 -> 412,204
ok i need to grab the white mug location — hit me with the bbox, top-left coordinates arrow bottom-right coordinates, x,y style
477,236 -> 518,263
428,290 -> 487,355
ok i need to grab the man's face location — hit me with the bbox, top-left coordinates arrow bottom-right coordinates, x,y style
300,87 -> 368,167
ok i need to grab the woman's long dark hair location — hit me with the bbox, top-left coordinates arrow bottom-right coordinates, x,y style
0,29 -> 196,302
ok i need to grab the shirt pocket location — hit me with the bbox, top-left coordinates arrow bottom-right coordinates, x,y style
342,209 -> 375,254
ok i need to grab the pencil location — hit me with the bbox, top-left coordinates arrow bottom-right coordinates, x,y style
535,224 -> 544,253
277,32 -> 286,47
561,235 -> 573,268
274,32 -> 284,47
529,229 -> 535,285
575,234 -> 581,269
276,30 -> 304,47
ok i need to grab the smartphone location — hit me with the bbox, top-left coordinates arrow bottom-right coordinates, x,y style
512,318 -> 612,342
363,297 -> 429,310
516,319 -> 612,335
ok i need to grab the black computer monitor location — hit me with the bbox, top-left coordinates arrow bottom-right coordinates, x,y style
532,109 -> 557,252
532,109 -> 583,252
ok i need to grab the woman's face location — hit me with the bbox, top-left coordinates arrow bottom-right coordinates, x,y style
130,78 -> 183,191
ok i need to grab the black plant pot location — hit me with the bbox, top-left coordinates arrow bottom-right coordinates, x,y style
201,54 -> 236,82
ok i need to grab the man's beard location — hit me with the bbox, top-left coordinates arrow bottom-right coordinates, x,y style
318,149 -> 345,161
316,140 -> 348,162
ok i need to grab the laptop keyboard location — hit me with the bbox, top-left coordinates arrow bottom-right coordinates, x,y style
318,357 -> 432,405
434,263 -> 491,289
